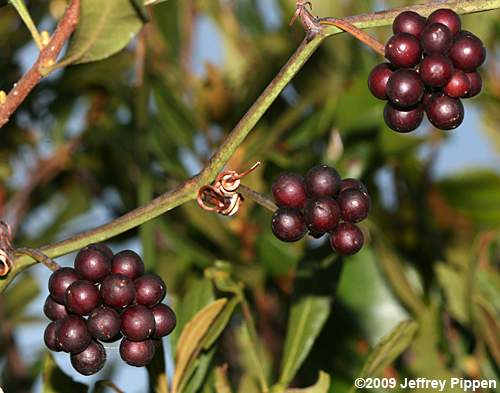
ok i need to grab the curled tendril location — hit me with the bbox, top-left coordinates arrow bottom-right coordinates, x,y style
0,221 -> 14,277
197,162 -> 260,216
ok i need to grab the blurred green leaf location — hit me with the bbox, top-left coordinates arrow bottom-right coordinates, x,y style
474,296 -> 500,365
436,263 -> 468,324
284,371 -> 330,393
4,273 -> 39,318
42,353 -> 87,393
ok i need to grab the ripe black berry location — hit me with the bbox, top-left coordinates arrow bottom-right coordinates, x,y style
386,69 -> 424,108
100,273 -> 135,309
44,295 -> 69,321
70,340 -> 106,376
339,179 -> 368,195
385,33 -> 422,68
425,93 -> 464,130
330,223 -> 364,256
87,306 -> 121,341
74,244 -> 111,282
383,103 -> 424,133
368,63 -> 394,100
91,243 -> 113,259
304,165 -> 341,197
151,303 -> 176,339
449,33 -> 486,72
271,208 -> 307,243
304,197 -> 341,234
464,71 -> 482,98
121,305 -> 156,341
134,274 -> 166,307
421,23 -> 453,54
120,339 -> 155,367
111,250 -> 145,280
56,315 -> 91,354
65,280 -> 101,315
392,11 -> 426,38
443,69 -> 470,98
48,267 -> 80,304
427,9 -> 461,36
271,173 -> 307,209
337,189 -> 371,223
44,320 -> 62,352
419,54 -> 453,87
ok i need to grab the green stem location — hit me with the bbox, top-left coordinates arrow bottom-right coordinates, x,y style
10,0 -> 44,49
2,0 -> 499,292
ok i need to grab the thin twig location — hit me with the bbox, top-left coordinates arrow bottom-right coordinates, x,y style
238,185 -> 277,213
15,247 -> 60,271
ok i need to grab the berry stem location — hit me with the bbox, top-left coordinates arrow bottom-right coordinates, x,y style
15,247 -> 60,271
238,185 -> 278,213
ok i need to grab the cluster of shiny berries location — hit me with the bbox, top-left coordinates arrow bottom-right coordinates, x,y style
43,244 -> 176,375
368,9 -> 485,132
271,165 -> 370,256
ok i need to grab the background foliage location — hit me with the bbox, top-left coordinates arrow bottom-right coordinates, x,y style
0,0 -> 499,392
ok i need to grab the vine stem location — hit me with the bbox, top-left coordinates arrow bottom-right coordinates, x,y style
3,0 -> 500,292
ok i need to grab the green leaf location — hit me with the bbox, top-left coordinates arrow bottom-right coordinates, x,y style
4,273 -> 39,318
474,296 -> 500,365
60,0 -> 143,66
42,353 -> 88,393
284,371 -> 331,393
278,296 -> 330,386
144,0 -> 168,5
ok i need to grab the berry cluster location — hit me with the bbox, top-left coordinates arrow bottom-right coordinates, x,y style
368,9 -> 485,132
43,244 -> 176,375
271,165 -> 370,256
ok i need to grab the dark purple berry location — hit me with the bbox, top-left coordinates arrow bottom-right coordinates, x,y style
74,244 -> 111,282
134,274 -> 166,307
421,23 -> 453,54
87,306 -> 121,341
271,173 -> 307,209
444,69 -> 471,98
425,93 -> 464,130
464,71 -> 482,98
386,69 -> 424,108
368,63 -> 394,100
384,103 -> 424,133
151,304 -> 176,338
121,305 -> 156,341
271,208 -> 307,243
44,320 -> 62,352
385,33 -> 422,68
48,267 -> 80,304
44,296 -> 69,321
419,54 -> 453,87
339,179 -> 368,195
449,33 -> 486,72
427,9 -> 461,36
304,197 -> 341,234
337,189 -> 371,223
56,315 -> 91,354
91,243 -> 113,259
304,165 -> 341,197
65,280 -> 100,315
70,340 -> 106,376
100,274 -> 135,309
330,223 -> 364,256
392,11 -> 426,38
120,338 -> 155,367
111,250 -> 145,280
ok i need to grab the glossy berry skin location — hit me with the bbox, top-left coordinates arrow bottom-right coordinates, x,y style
44,321 -> 62,352
427,9 -> 461,36
121,305 -> 156,341
120,339 -> 155,367
91,243 -> 113,259
134,274 -> 166,307
74,244 -> 111,282
425,93 -> 464,130
384,103 -> 424,133
111,250 -> 145,280
330,223 -> 364,256
271,208 -> 307,243
419,54 -> 453,87
337,189 -> 371,223
464,71 -> 482,98
385,33 -> 422,68
339,179 -> 368,195
151,303 -> 176,338
444,69 -> 471,98
421,23 -> 453,54
65,280 -> 101,315
271,173 -> 307,209
368,63 -> 394,100
56,315 -> 91,354
101,274 -> 135,309
449,34 -> 486,72
87,306 -> 121,341
392,11 -> 426,38
44,296 -> 69,321
304,197 -> 341,234
304,165 -> 341,198
386,69 -> 424,108
70,340 -> 106,376
48,267 -> 81,304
